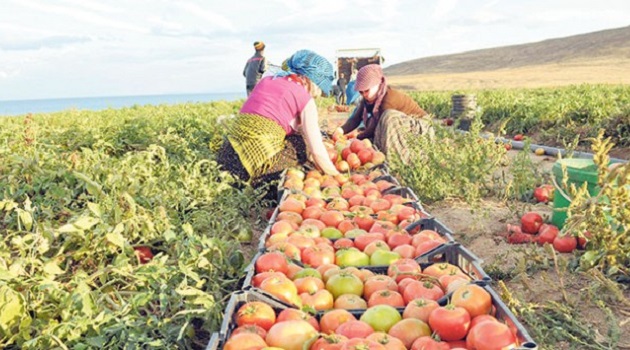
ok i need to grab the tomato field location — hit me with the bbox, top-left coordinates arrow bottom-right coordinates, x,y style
1,84 -> 628,349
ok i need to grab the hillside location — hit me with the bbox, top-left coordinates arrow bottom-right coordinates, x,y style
384,25 -> 630,90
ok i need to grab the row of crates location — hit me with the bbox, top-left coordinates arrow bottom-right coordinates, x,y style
207,163 -> 538,349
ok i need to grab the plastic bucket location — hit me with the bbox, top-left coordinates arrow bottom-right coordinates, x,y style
551,159 -> 601,229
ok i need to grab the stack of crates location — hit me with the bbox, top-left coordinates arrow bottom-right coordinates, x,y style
207,149 -> 538,349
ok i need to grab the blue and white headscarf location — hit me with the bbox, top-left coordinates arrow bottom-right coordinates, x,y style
275,50 -> 334,95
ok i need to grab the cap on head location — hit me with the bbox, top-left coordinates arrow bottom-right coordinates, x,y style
253,41 -> 265,51
285,49 -> 334,95
354,64 -> 383,91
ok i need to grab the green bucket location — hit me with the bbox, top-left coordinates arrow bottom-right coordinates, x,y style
551,158 -> 601,229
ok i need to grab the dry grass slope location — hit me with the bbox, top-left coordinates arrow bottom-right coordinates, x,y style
385,25 -> 630,90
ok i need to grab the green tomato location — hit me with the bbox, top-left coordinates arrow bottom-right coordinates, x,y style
321,227 -> 344,239
344,228 -> 368,239
325,272 -> 364,299
360,304 -> 402,332
292,267 -> 322,280
370,250 -> 401,266
335,248 -> 370,267
232,225 -> 252,242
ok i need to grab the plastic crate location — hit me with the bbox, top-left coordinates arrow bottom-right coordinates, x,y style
404,217 -> 455,244
204,333 -> 220,350
417,242 -> 491,284
208,290 -> 294,350
371,174 -> 400,192
438,285 -> 538,350
241,242 -> 491,310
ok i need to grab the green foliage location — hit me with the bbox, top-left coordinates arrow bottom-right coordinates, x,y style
408,84 -> 630,146
390,116 -> 507,204
559,131 -> 630,277
0,101 -> 263,349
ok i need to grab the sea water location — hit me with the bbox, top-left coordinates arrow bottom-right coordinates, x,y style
0,92 -> 246,117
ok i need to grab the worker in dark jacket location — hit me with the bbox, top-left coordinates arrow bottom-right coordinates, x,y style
243,41 -> 267,96
336,64 -> 433,163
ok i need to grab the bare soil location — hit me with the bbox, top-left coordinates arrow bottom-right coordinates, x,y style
319,109 -> 630,349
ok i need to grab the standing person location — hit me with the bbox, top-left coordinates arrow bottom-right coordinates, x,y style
219,49 -> 340,194
243,41 -> 267,96
336,64 -> 433,162
337,73 -> 347,105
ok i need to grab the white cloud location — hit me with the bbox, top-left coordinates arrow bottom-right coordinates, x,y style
1,0 -> 629,100
432,0 -> 459,20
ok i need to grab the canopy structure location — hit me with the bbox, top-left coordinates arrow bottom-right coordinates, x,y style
335,48 -> 383,81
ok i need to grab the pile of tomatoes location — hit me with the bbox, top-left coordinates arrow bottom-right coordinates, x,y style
212,134 -> 537,350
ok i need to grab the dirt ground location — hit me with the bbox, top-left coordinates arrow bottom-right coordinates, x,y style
317,109 -> 630,349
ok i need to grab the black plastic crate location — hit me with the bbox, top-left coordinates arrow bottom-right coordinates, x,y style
437,285 -> 538,350
207,290 -> 294,350
241,242 -> 491,311
404,217 -> 455,244
371,174 -> 400,192
382,186 -> 431,217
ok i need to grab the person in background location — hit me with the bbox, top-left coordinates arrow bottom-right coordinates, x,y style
337,73 -> 347,105
243,41 -> 267,96
345,68 -> 360,105
219,49 -> 340,195
336,64 -> 433,162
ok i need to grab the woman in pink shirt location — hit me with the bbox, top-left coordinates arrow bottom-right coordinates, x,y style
217,50 -> 340,192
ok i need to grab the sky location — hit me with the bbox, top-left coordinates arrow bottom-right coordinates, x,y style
1,0 -> 629,101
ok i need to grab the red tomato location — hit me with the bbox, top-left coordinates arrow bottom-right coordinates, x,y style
231,324 -> 267,339
266,320 -> 318,350
366,332 -> 406,350
319,308 -> 357,334
363,275 -> 398,301
334,293 -> 368,309
387,259 -> 422,283
513,134 -> 524,141
235,301 -> 276,331
311,333 -> 348,350
134,246 -> 153,264
279,198 -> 305,214
276,308 -> 319,331
259,275 -> 301,306
428,305 -> 471,341
536,224 -> 559,245
388,318 -> 431,348
402,298 -> 439,322
354,232 -> 385,251
341,338 -> 387,350
255,251 -> 289,275
402,280 -> 445,303
553,234 -> 577,253
520,212 -> 543,234
533,185 -> 554,203
223,332 -> 267,350
467,320 -> 517,350
410,336 -> 450,350
293,276 -> 325,294
302,246 -> 335,268
350,139 -> 366,153
368,290 -> 405,308
300,289 -> 334,311
450,284 -> 492,318
336,320 -> 375,339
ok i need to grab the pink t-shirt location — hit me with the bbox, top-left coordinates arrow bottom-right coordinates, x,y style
240,76 -> 311,135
